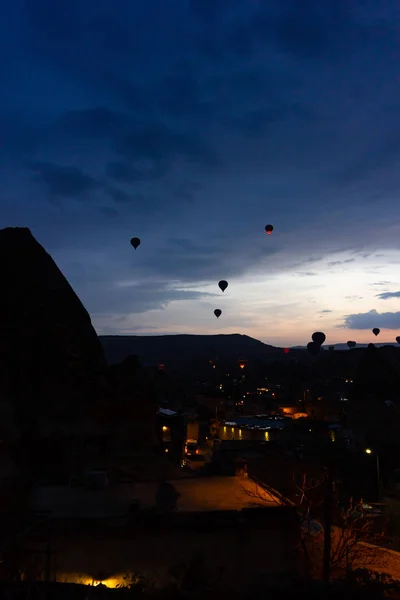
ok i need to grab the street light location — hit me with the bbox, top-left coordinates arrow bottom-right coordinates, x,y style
365,448 -> 380,501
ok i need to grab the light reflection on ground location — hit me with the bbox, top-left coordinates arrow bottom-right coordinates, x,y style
57,573 -> 127,588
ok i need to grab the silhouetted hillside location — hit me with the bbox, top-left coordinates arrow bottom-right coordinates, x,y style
99,336 -> 400,379
100,334 -> 279,370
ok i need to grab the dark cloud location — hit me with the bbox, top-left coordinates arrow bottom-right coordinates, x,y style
104,187 -> 140,205
105,162 -> 146,183
104,186 -> 171,215
287,257 -> 323,270
342,309 -> 400,330
156,72 -> 215,119
28,161 -> 99,198
130,237 -> 280,282
219,0 -> 356,64
106,76 -> 149,113
100,207 -> 119,218
115,122 -> 218,173
225,103 -> 315,138
189,0 -> 238,22
377,291 -> 400,300
56,107 -> 132,138
337,135 -> 400,186
69,275 -> 220,315
170,181 -> 202,203
319,309 -> 332,313
273,0 -> 352,60
56,108 -> 217,183
371,281 -> 393,287
0,115 -> 40,157
327,259 -> 355,267
296,272 -> 318,277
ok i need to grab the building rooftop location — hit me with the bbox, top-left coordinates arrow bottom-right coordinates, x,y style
224,415 -> 292,430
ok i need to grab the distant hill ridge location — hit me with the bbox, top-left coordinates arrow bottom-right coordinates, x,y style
100,334 -> 400,367
100,333 -> 277,366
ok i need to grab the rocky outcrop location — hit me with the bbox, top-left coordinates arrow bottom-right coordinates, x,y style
0,227 -> 108,428
107,355 -> 158,447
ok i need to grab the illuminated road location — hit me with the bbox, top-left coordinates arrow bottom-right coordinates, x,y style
32,476 -> 280,518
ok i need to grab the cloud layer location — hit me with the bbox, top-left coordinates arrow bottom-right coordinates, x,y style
343,309 -> 400,331
1,1 -> 400,343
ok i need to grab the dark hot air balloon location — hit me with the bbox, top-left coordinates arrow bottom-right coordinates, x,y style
396,336 -> 400,344
372,328 -> 380,337
130,237 -> 140,250
218,280 -> 228,292
265,224 -> 274,235
307,341 -> 320,356
237,358 -> 248,369
347,341 -> 356,349
312,331 -> 326,346
284,348 -> 290,354
214,309 -> 222,318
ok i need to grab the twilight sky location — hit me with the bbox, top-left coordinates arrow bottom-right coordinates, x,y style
2,0 -> 400,346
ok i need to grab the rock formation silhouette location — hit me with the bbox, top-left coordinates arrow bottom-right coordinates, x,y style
0,227 -> 108,430
0,227 -> 170,481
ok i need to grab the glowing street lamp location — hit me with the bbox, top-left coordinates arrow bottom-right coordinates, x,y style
365,448 -> 380,501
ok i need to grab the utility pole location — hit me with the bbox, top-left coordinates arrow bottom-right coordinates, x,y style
365,449 -> 381,503
322,465 -> 333,582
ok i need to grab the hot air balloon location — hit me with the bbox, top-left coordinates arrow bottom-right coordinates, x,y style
284,348 -> 290,354
312,332 -> 326,346
214,309 -> 222,318
218,280 -> 228,292
396,336 -> 400,345
265,224 -> 274,235
347,341 -> 356,349
130,237 -> 140,250
372,328 -> 380,337
307,341 -> 320,356
237,358 -> 248,369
